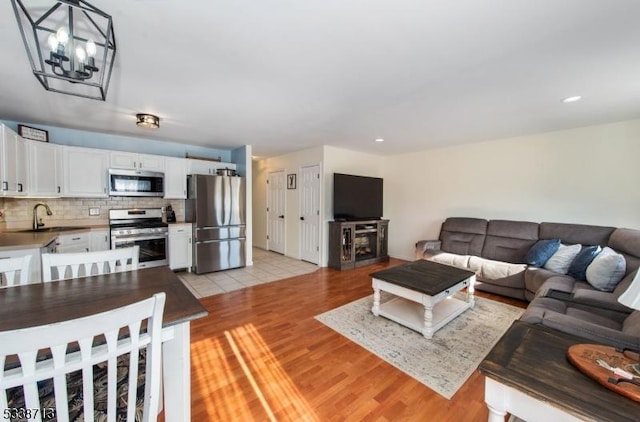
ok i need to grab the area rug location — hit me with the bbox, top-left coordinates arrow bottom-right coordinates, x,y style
315,293 -> 524,399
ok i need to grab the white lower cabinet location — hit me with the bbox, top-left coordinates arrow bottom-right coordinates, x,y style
168,223 -> 192,270
90,229 -> 110,251
55,232 -> 90,253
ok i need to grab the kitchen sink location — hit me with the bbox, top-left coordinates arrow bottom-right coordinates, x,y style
16,226 -> 90,233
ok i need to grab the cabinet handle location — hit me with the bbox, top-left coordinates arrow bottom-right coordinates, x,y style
17,183 -> 23,192
300,216 -> 304,221
72,237 -> 81,241
2,181 -> 7,191
57,186 -> 61,193
139,162 -> 142,169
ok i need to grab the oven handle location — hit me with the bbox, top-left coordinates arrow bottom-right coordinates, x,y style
112,234 -> 168,243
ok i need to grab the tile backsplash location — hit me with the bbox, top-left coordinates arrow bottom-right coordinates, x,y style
1,197 -> 185,229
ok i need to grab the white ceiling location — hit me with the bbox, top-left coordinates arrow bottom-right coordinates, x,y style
1,0 -> 640,158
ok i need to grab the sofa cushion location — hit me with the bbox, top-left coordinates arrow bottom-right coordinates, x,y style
586,247 -> 626,291
539,222 -> 615,246
607,228 -> 640,276
623,311 -> 640,337
525,239 -> 561,267
567,245 -> 601,280
429,252 -> 470,269
468,256 -> 526,282
526,267 -> 576,295
565,307 -> 623,330
440,217 -> 487,256
482,220 -> 539,263
544,244 -> 581,274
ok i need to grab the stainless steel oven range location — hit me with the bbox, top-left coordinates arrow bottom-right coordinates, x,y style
109,208 -> 168,268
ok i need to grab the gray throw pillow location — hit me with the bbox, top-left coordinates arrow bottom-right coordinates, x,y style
585,247 -> 626,292
544,244 -> 581,275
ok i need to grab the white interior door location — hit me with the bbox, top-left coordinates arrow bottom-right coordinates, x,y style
299,165 -> 320,264
267,170 -> 286,254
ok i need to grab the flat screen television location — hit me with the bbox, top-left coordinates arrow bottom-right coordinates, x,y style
333,173 -> 383,221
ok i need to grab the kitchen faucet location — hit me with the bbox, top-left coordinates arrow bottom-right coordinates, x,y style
33,203 -> 53,231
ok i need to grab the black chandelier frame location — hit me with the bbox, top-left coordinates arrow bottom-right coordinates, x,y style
11,0 -> 117,101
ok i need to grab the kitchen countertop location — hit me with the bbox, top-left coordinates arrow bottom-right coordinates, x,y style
0,225 -> 110,251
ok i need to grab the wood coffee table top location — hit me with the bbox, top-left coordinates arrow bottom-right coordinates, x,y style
370,260 -> 475,296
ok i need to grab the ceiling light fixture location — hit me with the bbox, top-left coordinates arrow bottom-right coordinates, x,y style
375,138 -> 385,143
562,96 -> 582,103
136,114 -> 160,129
11,0 -> 117,101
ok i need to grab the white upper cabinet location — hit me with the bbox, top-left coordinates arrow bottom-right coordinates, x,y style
0,124 -> 28,197
164,157 -> 188,199
187,158 -> 236,175
27,140 -> 61,197
61,145 -> 109,197
110,151 -> 165,172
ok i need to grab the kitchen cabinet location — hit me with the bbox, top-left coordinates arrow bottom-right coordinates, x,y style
60,146 -> 109,197
55,232 -> 90,253
27,140 -> 61,197
110,151 -> 165,172
187,159 -> 236,176
1,124 -> 28,197
168,223 -> 192,270
164,157 -> 188,199
90,229 -> 110,251
0,247 -> 42,284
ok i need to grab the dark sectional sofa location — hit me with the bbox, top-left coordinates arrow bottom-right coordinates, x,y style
415,217 -> 640,349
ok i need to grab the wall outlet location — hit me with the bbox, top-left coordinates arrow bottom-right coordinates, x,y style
89,207 -> 100,216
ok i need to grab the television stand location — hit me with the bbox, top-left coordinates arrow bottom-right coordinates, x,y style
328,219 -> 389,270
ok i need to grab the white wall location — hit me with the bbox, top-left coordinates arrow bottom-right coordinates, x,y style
384,119 -> 640,260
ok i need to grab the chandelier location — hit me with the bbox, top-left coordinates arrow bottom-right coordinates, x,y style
11,0 -> 117,101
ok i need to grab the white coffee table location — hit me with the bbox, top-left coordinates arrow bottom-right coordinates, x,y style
371,260 -> 476,339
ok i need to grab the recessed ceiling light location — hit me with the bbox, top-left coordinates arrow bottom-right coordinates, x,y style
562,96 -> 582,103
375,138 -> 384,143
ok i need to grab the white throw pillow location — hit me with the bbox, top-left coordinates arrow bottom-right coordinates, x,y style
543,243 -> 581,275
586,247 -> 627,292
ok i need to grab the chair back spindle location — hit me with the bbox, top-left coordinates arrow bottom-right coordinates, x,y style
0,255 -> 32,288
41,246 -> 140,282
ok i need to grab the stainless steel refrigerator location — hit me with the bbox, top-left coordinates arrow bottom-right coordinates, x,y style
186,174 -> 246,274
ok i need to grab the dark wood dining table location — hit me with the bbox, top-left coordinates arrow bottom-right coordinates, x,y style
0,265 -> 208,421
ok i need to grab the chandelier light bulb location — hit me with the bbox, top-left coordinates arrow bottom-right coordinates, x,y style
86,39 -> 97,57
56,27 -> 69,45
76,46 -> 86,62
47,33 -> 58,51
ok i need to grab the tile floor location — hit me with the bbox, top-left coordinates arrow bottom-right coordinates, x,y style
177,247 -> 319,299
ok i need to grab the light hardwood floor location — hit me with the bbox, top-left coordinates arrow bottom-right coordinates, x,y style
184,257 -> 527,421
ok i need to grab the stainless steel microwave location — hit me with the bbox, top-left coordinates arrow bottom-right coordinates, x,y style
108,169 -> 164,197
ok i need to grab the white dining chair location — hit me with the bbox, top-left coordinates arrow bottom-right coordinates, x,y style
41,246 -> 139,282
0,255 -> 32,288
0,292 -> 166,422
